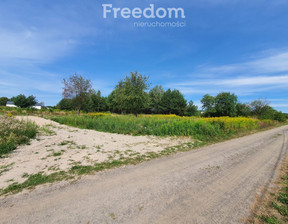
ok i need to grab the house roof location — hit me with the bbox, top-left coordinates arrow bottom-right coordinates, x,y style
34,103 -> 43,106
6,101 -> 15,105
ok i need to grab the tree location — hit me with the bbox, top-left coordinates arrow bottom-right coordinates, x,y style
215,92 -> 238,117
250,99 -> 270,116
27,95 -> 37,107
112,71 -> 150,116
185,100 -> 199,116
250,99 -> 286,121
148,85 -> 165,114
107,90 -> 120,113
62,73 -> 93,114
86,90 -> 107,112
0,97 -> 9,106
160,89 -> 187,115
201,94 -> 216,117
56,98 -> 73,110
273,111 -> 286,122
236,103 -> 251,117
11,94 -> 37,108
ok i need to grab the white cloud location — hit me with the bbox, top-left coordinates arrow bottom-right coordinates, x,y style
204,51 -> 288,75
0,28 -> 74,62
166,50 -> 288,99
173,75 -> 288,87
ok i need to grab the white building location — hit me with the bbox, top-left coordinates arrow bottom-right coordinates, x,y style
32,103 -> 44,110
6,101 -> 17,108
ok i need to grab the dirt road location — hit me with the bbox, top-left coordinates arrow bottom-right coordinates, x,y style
1,125 -> 288,224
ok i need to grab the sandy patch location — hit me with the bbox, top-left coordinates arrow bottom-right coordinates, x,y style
0,116 -> 191,189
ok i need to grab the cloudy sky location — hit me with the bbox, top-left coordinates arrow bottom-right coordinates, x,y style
1,0 -> 288,111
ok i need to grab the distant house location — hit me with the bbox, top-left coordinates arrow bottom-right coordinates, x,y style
32,103 -> 44,110
6,101 -> 17,108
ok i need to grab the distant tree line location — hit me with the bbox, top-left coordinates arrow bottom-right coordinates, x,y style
200,93 -> 286,121
57,72 -> 197,117
54,72 -> 286,121
0,94 -> 38,108
1,72 -> 286,122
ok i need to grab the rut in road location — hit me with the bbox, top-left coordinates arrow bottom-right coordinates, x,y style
1,125 -> 288,224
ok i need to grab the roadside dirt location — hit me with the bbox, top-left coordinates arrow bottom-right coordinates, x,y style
0,119 -> 288,224
246,155 -> 288,223
0,116 -> 190,189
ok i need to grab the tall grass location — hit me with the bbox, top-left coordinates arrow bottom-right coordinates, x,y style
0,115 -> 38,156
51,114 -> 276,141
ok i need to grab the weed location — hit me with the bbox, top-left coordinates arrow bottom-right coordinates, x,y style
261,215 -> 281,224
0,171 -> 72,195
22,173 -> 29,178
95,145 -> 102,149
6,179 -> 14,183
0,163 -> 14,177
58,140 -> 76,146
52,152 -> 62,157
40,126 -> 56,136
48,165 -> 60,171
109,213 -> 115,220
256,163 -> 288,223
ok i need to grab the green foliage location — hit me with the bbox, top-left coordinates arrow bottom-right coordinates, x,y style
215,92 -> 238,117
201,94 -> 216,117
112,71 -> 150,116
273,111 -> 287,122
160,89 -> 187,115
56,98 -> 73,110
148,85 -> 165,114
10,94 -> 37,108
250,99 -> 270,116
249,98 -> 286,122
236,103 -> 251,117
86,90 -> 107,112
107,90 -> 119,113
0,115 -> 38,156
185,100 -> 199,116
62,73 -> 94,114
0,97 -> 9,106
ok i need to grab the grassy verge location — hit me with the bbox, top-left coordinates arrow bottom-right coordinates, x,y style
0,115 -> 38,157
249,158 -> 288,224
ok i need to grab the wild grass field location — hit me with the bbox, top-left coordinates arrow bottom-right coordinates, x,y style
51,113 -> 278,142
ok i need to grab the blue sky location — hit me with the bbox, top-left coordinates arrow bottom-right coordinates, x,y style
1,0 -> 288,112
